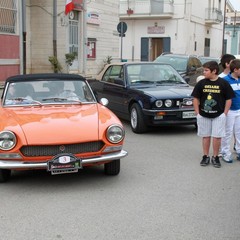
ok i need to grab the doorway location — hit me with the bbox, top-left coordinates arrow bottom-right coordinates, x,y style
151,38 -> 163,61
141,37 -> 171,61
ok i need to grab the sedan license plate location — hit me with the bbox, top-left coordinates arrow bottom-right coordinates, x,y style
182,111 -> 196,119
47,153 -> 82,175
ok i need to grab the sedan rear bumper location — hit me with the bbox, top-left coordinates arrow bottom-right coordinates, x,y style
0,150 -> 128,170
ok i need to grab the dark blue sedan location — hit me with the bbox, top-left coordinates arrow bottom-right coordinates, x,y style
88,62 -> 196,133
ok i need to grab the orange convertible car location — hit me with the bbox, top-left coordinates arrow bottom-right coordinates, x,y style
0,73 -> 127,182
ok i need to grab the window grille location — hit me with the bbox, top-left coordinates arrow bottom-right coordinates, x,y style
0,0 -> 17,34
69,11 -> 79,57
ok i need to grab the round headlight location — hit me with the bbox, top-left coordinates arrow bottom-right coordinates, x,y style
106,125 -> 125,144
155,100 -> 163,108
165,99 -> 173,107
0,131 -> 17,150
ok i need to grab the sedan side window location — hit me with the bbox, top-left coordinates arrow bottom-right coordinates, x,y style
108,65 -> 124,85
102,67 -> 112,82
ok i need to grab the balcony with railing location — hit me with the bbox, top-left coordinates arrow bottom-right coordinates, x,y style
119,0 -> 174,19
205,8 -> 223,24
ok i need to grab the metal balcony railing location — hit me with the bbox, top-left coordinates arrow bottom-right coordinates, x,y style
119,0 -> 174,19
205,8 -> 223,24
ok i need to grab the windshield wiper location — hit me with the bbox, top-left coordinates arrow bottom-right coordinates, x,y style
5,98 -> 42,106
42,97 -> 82,104
42,97 -> 68,102
131,80 -> 153,84
156,80 -> 183,84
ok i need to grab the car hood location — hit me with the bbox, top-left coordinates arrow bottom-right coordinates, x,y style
131,85 -> 193,99
1,105 -> 100,145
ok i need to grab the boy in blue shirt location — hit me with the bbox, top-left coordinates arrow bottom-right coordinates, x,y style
221,59 -> 240,163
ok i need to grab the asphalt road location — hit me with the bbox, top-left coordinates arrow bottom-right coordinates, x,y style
1,122 -> 240,240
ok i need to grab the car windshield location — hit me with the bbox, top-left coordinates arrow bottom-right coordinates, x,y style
3,79 -> 96,106
126,64 -> 186,85
154,56 -> 188,72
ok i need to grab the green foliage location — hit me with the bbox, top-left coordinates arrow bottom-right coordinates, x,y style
65,52 -> 77,67
48,56 -> 62,73
97,56 -> 113,75
103,56 -> 112,65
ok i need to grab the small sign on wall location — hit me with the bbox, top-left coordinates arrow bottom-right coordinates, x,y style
147,26 -> 165,34
87,12 -> 100,25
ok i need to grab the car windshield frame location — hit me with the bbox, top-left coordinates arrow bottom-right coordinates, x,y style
2,78 -> 97,107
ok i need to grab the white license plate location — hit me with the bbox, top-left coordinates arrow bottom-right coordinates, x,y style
182,111 -> 196,119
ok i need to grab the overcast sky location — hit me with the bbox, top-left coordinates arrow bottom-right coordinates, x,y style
229,0 -> 240,11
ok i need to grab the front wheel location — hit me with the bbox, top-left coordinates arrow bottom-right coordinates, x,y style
0,169 -> 11,183
130,103 -> 148,133
104,160 -> 120,175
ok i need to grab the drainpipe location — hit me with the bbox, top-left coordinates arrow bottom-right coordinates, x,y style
22,0 -> 26,74
82,0 -> 87,76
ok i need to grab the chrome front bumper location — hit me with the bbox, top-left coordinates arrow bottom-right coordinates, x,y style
0,150 -> 128,169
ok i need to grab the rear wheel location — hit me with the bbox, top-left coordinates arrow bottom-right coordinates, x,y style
130,103 -> 148,133
104,160 -> 120,175
0,169 -> 11,183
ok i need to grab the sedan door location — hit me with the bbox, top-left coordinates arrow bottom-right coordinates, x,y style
97,65 -> 128,116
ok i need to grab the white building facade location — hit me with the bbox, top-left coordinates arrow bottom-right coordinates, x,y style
1,0 -> 232,81
24,0 -> 120,77
119,0 -> 225,61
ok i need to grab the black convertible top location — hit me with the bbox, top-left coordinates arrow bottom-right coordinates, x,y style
1,73 -> 86,100
5,73 -> 85,82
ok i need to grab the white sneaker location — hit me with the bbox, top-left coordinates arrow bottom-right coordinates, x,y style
222,154 -> 233,163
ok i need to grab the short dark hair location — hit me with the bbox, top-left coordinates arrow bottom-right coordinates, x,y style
220,54 -> 236,69
203,61 -> 220,74
230,59 -> 240,72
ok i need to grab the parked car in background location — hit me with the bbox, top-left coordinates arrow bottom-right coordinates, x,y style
88,62 -> 196,134
198,56 -> 220,64
0,73 -> 127,182
154,53 -> 203,86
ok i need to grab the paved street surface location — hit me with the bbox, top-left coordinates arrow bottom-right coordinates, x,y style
1,122 -> 240,240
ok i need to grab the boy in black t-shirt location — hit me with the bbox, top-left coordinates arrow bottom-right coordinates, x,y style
191,61 -> 235,168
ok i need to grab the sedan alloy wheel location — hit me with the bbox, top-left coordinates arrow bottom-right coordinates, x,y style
130,103 -> 147,133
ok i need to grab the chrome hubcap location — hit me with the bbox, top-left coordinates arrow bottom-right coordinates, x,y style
131,108 -> 137,129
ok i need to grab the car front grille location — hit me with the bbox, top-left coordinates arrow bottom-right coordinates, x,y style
20,141 -> 105,157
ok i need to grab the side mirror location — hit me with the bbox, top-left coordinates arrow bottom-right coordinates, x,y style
99,98 -> 109,106
184,76 -> 190,83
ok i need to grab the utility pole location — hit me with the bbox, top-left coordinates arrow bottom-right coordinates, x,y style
53,0 -> 57,64
222,0 -> 227,55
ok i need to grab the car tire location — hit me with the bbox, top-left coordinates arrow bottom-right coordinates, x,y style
0,169 -> 11,183
104,160 -> 120,175
130,103 -> 148,133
